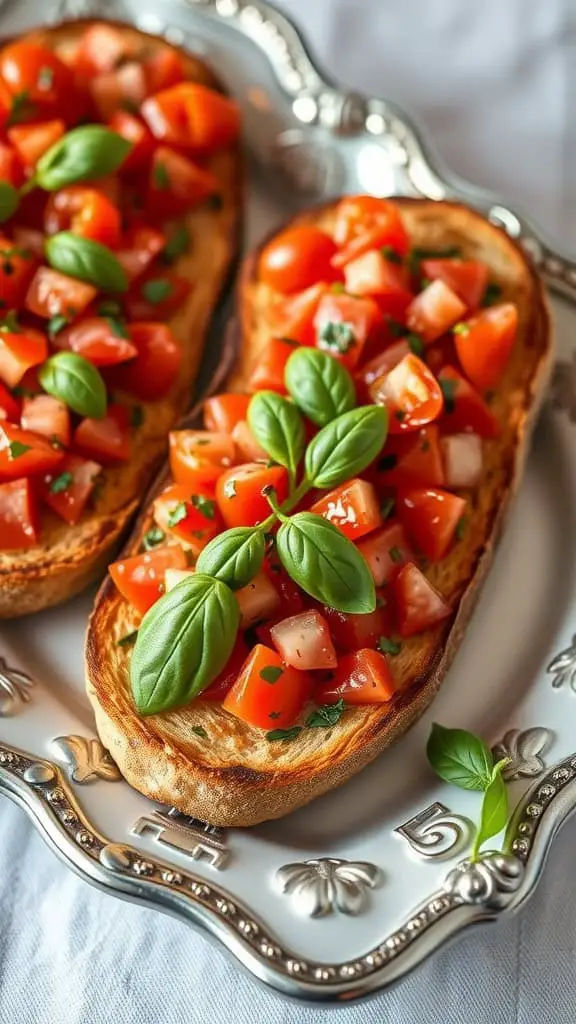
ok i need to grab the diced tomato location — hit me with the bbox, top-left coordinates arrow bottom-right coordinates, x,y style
406,279 -> 467,344
270,609 -> 337,671
115,226 -> 166,282
316,649 -> 396,705
25,266 -> 97,320
75,24 -> 133,75
236,572 -> 281,629
223,644 -> 311,730
44,187 -> 121,249
268,282 -> 328,346
344,249 -> 413,321
367,425 -> 444,490
73,405 -> 131,465
143,47 -> 184,94
321,602 -> 392,654
0,327 -> 47,388
441,433 -> 483,488
332,196 -> 410,268
356,520 -> 414,587
0,80 -> 14,133
437,367 -> 500,440
0,381 -> 19,422
0,42 -> 78,124
392,562 -> 451,637
124,270 -> 191,322
202,635 -> 249,702
142,81 -> 240,152
85,173 -> 120,206
140,83 -> 189,148
109,545 -> 188,616
422,334 -> 457,377
453,303 -> 518,390
262,557 -> 306,617
203,393 -> 250,434
0,239 -> 37,309
314,292 -> 381,371
230,420 -> 267,461
0,422 -> 63,481
109,111 -> 156,173
0,477 -> 38,549
0,141 -> 24,186
169,429 -> 235,489
14,186 -> 48,230
247,337 -> 298,394
147,146 -> 219,218
153,481 -> 221,549
90,62 -> 147,120
114,322 -> 182,399
371,353 -> 444,434
8,119 -> 65,170
54,317 -> 137,367
397,487 -> 466,561
37,452 -> 101,525
216,462 -> 289,528
21,394 -> 70,447
421,259 -> 488,311
310,478 -> 381,541
355,339 -> 411,401
12,226 -> 45,257
259,226 -> 338,295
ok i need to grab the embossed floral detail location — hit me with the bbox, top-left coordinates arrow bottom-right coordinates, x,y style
443,853 -> 523,909
51,735 -> 121,783
547,635 -> 576,692
550,358 -> 576,422
0,656 -> 33,716
276,858 -> 382,917
492,727 -> 552,781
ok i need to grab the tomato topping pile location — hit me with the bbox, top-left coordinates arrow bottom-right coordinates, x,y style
111,196 -> 517,732
0,24 -> 240,551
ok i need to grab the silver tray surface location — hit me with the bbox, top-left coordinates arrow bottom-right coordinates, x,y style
1,0 -> 576,1004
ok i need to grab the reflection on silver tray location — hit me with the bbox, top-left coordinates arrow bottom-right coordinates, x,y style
1,0 -> 576,1004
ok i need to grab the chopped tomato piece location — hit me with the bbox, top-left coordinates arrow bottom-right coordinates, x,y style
259,226 -> 338,295
0,422 -> 63,481
44,187 -> 121,249
0,141 -> 24,186
437,367 -> 500,440
73,405 -> 131,465
270,610 -> 337,671
0,41 -> 77,124
397,487 -> 466,561
310,478 -> 381,541
441,433 -> 483,488
355,339 -> 411,400
142,82 -> 240,152
54,317 -> 137,367
454,303 -> 518,390
268,282 -> 327,346
332,196 -> 409,268
314,292 -> 381,370
202,635 -> 250,702
8,120 -> 65,169
25,266 -> 97,320
75,24 -> 133,74
0,239 -> 37,309
316,649 -> 396,705
262,557 -> 306,617
109,545 -> 188,616
90,62 -> 147,120
406,279 -> 467,344
216,462 -> 289,528
108,111 -> 156,173
0,477 -> 38,549
143,47 -> 184,94
247,337 -> 298,393
21,394 -> 70,447
0,381 -> 20,422
37,452 -> 101,525
320,602 -> 392,654
169,429 -> 234,490
421,259 -> 488,311
153,481 -> 221,549
392,562 -> 451,637
115,226 -> 166,282
356,520 -> 414,587
371,353 -> 444,434
368,425 -> 444,489
114,322 -> 182,399
344,250 -> 413,320
124,270 -> 192,322
0,327 -> 47,388
147,145 -> 219,218
12,226 -> 45,257
203,393 -> 250,434
236,572 -> 281,629
223,644 -> 311,730
230,420 -> 267,461
0,81 -> 14,133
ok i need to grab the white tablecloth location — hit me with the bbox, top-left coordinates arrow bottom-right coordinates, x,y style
1,2 -> 575,1021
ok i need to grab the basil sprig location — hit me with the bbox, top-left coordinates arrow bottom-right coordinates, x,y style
196,527 -> 265,591
131,575 -> 240,715
427,724 -> 510,860
46,232 -> 128,292
0,182 -> 20,223
248,391 -> 305,477
285,348 -> 355,427
305,405 -> 388,488
36,125 -> 132,191
38,352 -> 107,419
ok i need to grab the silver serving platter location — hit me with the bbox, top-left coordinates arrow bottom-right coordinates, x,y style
1,0 -> 576,1004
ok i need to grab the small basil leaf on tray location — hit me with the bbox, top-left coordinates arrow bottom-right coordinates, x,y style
472,759 -> 510,859
36,125 -> 132,191
305,405 -> 388,488
248,390 -> 306,475
284,347 -> 356,427
46,232 -> 128,293
0,181 -> 20,223
426,723 -> 494,791
130,574 -> 240,715
276,512 -> 376,614
196,527 -> 265,591
38,352 -> 107,419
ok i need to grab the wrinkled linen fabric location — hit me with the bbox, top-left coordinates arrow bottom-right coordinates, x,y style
0,1 -> 574,1021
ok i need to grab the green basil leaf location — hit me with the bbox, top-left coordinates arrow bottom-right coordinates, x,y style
117,630 -> 138,648
276,512 -> 376,614
266,726 -> 303,742
248,390 -> 305,474
161,225 -> 190,264
306,698 -> 346,728
285,348 -> 355,427
426,723 -> 494,791
305,405 -> 388,488
0,182 -> 20,224
46,232 -> 128,293
36,125 -> 132,191
38,352 -> 107,419
142,526 -> 165,551
131,574 -> 240,715
196,527 -> 265,590
473,761 -> 509,856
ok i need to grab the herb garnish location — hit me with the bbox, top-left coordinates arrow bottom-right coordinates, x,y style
266,726 -> 303,742
260,665 -> 284,684
142,526 -> 165,550
161,225 -> 190,264
381,245 -> 402,265
8,440 -> 32,459
377,637 -> 401,655
49,471 -> 73,494
191,494 -> 216,520
117,630 -> 138,648
191,725 -> 208,739
153,162 -> 170,189
47,314 -> 69,340
306,699 -> 346,728
318,321 -> 356,355
167,502 -> 188,528
481,282 -> 502,307
130,405 -> 144,428
142,278 -> 173,304
439,377 -> 457,414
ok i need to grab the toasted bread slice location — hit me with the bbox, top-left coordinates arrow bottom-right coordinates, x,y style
0,20 -> 242,618
86,199 -> 552,826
